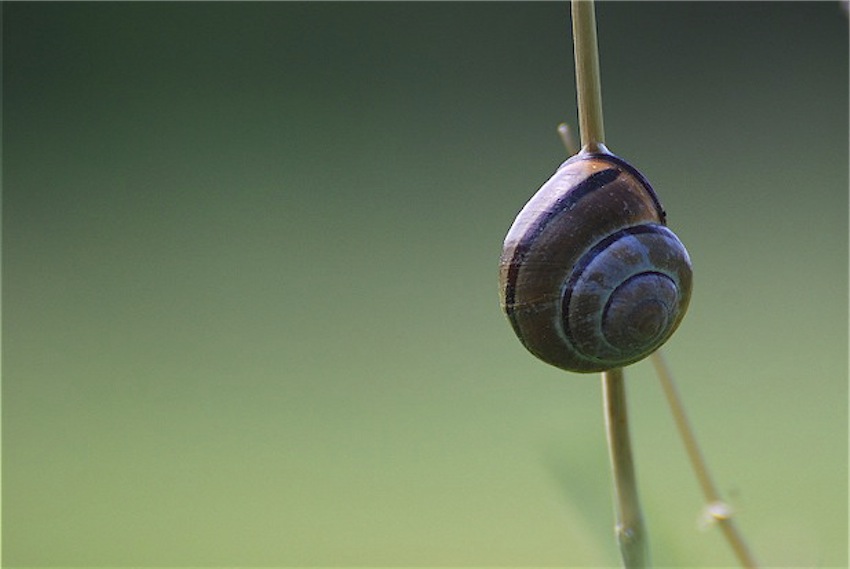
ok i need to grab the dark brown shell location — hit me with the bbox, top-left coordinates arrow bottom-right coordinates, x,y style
498,150 -> 692,373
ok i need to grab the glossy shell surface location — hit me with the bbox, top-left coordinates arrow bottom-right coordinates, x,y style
499,151 -> 692,373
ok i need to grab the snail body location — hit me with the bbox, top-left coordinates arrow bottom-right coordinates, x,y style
499,150 -> 692,373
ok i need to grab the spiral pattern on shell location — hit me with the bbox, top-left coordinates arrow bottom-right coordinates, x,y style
499,151 -> 692,373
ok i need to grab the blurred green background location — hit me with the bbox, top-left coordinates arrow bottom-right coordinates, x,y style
3,2 -> 847,567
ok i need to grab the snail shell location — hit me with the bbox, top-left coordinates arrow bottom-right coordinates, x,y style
498,150 -> 692,373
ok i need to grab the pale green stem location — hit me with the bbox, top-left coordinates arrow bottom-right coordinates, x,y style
573,0 -> 650,565
650,351 -> 759,569
602,368 -> 651,568
557,122 -> 579,156
571,0 -> 606,152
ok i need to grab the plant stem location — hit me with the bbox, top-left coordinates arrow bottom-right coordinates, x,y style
650,351 -> 760,569
557,122 -> 579,156
571,0 -> 606,152
572,1 -> 649,565
602,368 -> 650,568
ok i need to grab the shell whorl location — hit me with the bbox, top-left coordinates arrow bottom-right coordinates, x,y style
499,151 -> 692,373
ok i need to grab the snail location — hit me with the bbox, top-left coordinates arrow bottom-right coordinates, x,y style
498,148 -> 693,373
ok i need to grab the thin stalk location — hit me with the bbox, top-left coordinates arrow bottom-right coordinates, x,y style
571,0 -> 606,152
650,351 -> 760,569
557,122 -> 579,156
572,1 -> 650,566
602,368 -> 650,568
